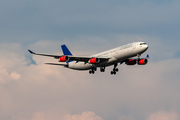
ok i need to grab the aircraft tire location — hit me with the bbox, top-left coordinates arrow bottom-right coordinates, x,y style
111,71 -> 116,75
100,69 -> 105,72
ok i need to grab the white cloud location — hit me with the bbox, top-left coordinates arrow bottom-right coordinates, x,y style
146,111 -> 179,120
0,69 -> 9,83
63,111 -> 103,120
10,72 -> 21,80
1,0 -> 180,119
0,41 -> 180,120
31,112 -> 45,120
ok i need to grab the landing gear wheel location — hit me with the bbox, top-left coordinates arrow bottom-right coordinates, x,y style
89,70 -> 95,74
100,69 -> 105,72
113,68 -> 118,72
100,67 -> 105,72
111,63 -> 118,75
111,71 -> 116,75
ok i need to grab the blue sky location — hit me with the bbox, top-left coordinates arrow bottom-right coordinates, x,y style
1,0 -> 180,44
0,1 -> 180,120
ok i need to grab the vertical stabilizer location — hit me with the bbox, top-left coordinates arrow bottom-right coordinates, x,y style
61,44 -> 72,56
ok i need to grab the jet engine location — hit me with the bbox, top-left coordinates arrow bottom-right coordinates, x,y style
89,57 -> 100,64
126,59 -> 136,65
59,56 -> 69,62
138,58 -> 148,65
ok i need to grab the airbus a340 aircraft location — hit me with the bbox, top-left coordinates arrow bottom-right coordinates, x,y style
28,42 -> 149,75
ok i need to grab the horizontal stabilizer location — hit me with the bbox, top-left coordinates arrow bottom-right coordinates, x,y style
45,63 -> 67,66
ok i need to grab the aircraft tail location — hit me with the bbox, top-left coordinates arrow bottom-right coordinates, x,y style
61,44 -> 72,56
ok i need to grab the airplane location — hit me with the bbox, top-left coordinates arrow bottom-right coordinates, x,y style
28,42 -> 149,75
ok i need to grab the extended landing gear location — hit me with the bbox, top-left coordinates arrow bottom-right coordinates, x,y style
89,70 -> 95,74
111,68 -> 118,75
111,63 -> 118,75
100,67 -> 105,72
89,67 -> 97,74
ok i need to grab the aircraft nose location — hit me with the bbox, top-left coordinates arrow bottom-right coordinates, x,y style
144,45 -> 149,51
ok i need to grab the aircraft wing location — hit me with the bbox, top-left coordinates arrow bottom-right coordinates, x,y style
28,50 -> 63,59
28,50 -> 111,62
67,56 -> 110,62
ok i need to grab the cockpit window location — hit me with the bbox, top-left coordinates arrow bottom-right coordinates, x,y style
140,43 -> 147,45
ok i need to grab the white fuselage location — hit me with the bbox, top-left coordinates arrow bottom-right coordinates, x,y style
67,42 -> 148,70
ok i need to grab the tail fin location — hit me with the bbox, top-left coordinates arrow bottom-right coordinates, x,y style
61,44 -> 72,56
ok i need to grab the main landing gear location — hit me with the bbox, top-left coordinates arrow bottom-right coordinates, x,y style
100,67 -> 105,72
89,65 -> 119,75
111,63 -> 118,75
89,67 -> 97,74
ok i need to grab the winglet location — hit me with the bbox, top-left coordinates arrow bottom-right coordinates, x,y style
28,49 -> 35,54
146,54 -> 150,59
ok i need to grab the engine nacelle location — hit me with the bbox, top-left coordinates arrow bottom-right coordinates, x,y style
59,56 -> 69,62
138,59 -> 148,65
126,59 -> 136,65
89,57 -> 100,64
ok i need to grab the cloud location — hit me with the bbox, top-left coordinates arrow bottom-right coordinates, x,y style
63,111 -> 103,120
0,41 -> 180,120
1,0 -> 180,119
31,112 -> 45,120
146,111 -> 179,120
0,69 -> 9,83
10,72 -> 21,80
